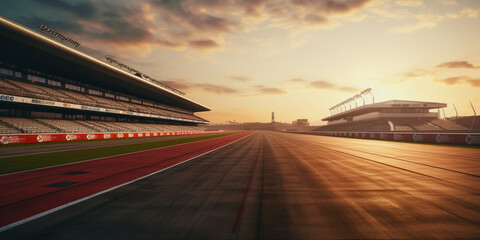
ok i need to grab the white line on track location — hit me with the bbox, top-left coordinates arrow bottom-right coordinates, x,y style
0,131 -> 256,232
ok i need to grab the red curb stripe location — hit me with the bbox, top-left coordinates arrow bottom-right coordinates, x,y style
232,154 -> 259,234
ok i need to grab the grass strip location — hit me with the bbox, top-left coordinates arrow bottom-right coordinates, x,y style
0,131 -> 243,174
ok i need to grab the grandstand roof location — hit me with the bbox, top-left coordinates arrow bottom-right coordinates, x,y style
322,100 -> 446,121
0,17 -> 210,112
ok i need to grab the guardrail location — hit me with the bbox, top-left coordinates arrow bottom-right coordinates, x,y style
0,131 -> 220,145
287,131 -> 480,146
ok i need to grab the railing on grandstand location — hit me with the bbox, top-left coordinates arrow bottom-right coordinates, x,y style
104,56 -> 185,96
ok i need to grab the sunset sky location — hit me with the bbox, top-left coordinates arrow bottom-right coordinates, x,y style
1,0 -> 479,124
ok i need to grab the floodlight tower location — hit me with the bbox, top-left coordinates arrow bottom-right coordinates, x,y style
365,88 -> 374,103
271,112 -> 275,123
352,95 -> 360,108
341,101 -> 347,111
357,93 -> 365,106
346,100 -> 352,110
453,104 -> 458,118
350,97 -> 357,108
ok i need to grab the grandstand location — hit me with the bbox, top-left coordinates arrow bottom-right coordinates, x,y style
316,100 -> 468,132
0,17 -> 209,135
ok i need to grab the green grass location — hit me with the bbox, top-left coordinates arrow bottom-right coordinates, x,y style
0,131 -> 243,174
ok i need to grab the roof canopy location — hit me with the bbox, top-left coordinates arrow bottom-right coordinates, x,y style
323,100 -> 447,121
0,17 -> 210,112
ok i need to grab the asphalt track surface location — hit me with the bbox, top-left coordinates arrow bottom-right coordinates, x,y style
1,131 -> 479,239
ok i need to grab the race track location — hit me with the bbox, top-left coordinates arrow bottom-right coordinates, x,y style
1,131 -> 479,239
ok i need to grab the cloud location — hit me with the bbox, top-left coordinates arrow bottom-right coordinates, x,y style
156,40 -> 185,50
461,8 -> 479,18
435,75 -> 480,87
441,0 -> 457,5
308,80 -> 359,92
163,79 -> 287,95
1,0 -> 376,57
436,61 -> 478,69
288,78 -> 308,83
446,8 -> 479,19
229,75 -> 251,82
337,86 -> 361,92
259,87 -> 287,94
195,83 -> 240,94
392,69 -> 435,83
392,7 -> 479,33
291,0 -> 372,14
37,0 -> 97,19
254,85 -> 287,95
467,79 -> 480,87
435,75 -> 468,85
393,13 -> 443,33
395,0 -> 423,7
369,6 -> 410,20
309,80 -> 335,89
163,79 -> 241,94
162,80 -> 193,90
147,0 -> 374,50
188,39 -> 220,49
272,0 -> 372,30
397,69 -> 432,78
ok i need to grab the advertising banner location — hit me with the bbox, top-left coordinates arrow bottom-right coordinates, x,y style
0,131 -> 216,145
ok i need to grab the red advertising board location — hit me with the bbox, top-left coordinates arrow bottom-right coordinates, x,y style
0,131 -> 217,145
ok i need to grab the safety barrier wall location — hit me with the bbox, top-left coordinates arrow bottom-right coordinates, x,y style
0,131 -> 220,145
289,131 -> 480,146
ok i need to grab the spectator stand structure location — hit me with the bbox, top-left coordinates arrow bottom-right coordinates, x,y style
307,100 -> 480,146
0,17 -> 213,145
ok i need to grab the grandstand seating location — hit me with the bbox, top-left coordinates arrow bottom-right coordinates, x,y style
316,119 -> 391,132
449,116 -> 480,130
0,78 -> 206,122
0,117 -> 58,133
0,120 -> 19,134
389,118 -> 446,131
37,119 -> 96,133
0,117 -> 205,134
429,119 -> 467,131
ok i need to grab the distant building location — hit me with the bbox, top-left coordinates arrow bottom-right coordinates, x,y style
316,100 -> 467,131
292,119 -> 309,126
322,100 -> 445,125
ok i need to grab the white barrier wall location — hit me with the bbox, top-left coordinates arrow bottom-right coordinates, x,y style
290,131 -> 480,146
